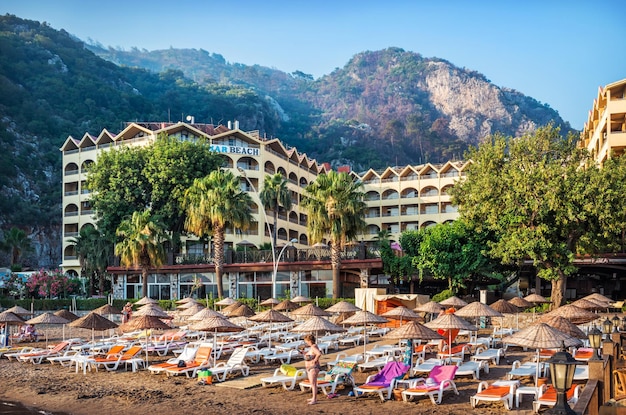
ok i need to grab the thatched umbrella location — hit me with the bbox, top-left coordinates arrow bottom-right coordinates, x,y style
491,299 -> 522,330
176,299 -> 202,310
175,297 -> 197,305
424,312 -> 477,349
25,312 -> 69,346
188,308 -> 224,321
414,301 -> 445,322
93,304 -> 122,316
292,316 -> 346,335
54,309 -> 79,321
291,295 -> 312,304
177,303 -> 205,318
134,304 -> 174,319
381,306 -> 422,326
582,293 -> 613,305
221,301 -> 243,315
191,316 -> 244,364
439,296 -> 468,309
545,304 -> 598,325
341,310 -> 389,356
503,322 -> 583,388
0,311 -> 25,345
570,298 -> 606,311
134,296 -> 158,306
273,299 -> 299,312
509,297 -> 533,309
536,315 -> 587,339
259,298 -> 280,307
227,304 -> 256,318
384,321 -> 444,368
325,301 -> 361,313
291,304 -> 330,319
119,315 -> 172,364
5,305 -> 32,316
249,309 -> 294,348
68,311 -> 118,343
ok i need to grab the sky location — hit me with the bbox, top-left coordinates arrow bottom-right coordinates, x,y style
2,1 -> 624,130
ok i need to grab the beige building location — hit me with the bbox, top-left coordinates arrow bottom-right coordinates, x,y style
60,121 -> 466,298
580,78 -> 626,163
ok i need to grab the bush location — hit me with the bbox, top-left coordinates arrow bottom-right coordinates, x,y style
432,289 -> 455,303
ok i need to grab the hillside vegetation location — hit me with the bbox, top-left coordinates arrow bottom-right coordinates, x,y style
0,14 -> 573,267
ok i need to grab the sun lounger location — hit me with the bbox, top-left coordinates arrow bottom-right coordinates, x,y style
325,352 -> 363,370
506,360 -> 547,382
91,345 -> 143,372
204,346 -> 250,382
533,384 -> 581,413
358,355 -> 395,372
18,341 -> 72,364
147,344 -> 198,374
354,361 -> 410,401
164,343 -> 213,378
411,358 -> 446,377
470,380 -> 519,410
261,363 -> 307,390
471,347 -> 504,365
401,365 -> 459,405
299,361 -> 357,395
4,347 -> 40,361
263,349 -> 301,365
455,360 -> 488,380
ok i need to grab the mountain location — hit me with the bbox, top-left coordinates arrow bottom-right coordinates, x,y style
91,45 -> 574,170
0,14 -> 574,268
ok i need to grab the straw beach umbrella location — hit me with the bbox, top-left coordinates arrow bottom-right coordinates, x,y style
220,301 -> 243,315
25,312 -> 69,346
424,312 -> 477,349
291,304 -> 330,319
273,299 -> 299,312
188,308 -> 224,321
414,301 -> 445,322
135,304 -> 174,319
120,315 -> 174,364
381,306 -> 422,326
249,309 -> 294,348
509,297 -> 533,309
545,304 -> 598,325
582,293 -> 613,305
439,296 -> 468,309
341,310 -> 389,356
5,305 -> 32,316
259,298 -> 280,307
178,303 -> 205,318
503,322 -> 583,388
215,298 -> 238,307
384,320 -> 444,368
191,316 -> 244,365
54,309 -> 79,321
536,315 -> 587,339
490,299 -> 522,331
292,316 -> 346,335
227,304 -> 256,318
0,311 -> 25,344
68,311 -> 118,343
291,295 -> 312,304
134,296 -> 158,306
570,298 -> 606,311
325,301 -> 360,313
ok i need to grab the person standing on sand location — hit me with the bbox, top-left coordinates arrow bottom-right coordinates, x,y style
303,334 -> 323,405
122,302 -> 133,323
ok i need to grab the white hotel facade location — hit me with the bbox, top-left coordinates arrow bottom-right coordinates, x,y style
60,121 -> 466,299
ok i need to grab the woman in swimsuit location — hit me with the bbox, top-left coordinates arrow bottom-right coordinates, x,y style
303,334 -> 322,405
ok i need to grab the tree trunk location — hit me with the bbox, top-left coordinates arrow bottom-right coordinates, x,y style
331,244 -> 341,299
272,209 -> 278,250
214,225 -> 225,299
142,268 -> 148,299
550,274 -> 567,310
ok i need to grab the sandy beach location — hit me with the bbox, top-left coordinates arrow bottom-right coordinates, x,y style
0,321 -> 557,415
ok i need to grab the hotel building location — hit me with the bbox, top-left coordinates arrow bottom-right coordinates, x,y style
580,78 -> 626,163
60,121 -> 466,300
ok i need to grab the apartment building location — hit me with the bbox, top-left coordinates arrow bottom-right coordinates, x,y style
60,121 -> 465,299
580,78 -> 626,163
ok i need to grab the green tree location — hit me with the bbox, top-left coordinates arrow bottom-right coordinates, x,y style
411,220 -> 503,292
449,124 -> 616,309
87,137 -> 223,246
114,210 -> 169,298
69,224 -> 111,296
302,171 -> 367,298
259,173 -> 292,249
183,169 -> 254,299
0,227 -> 33,268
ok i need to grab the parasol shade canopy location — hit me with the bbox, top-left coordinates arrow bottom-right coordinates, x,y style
509,297 -> 533,309
291,304 -> 330,318
384,321 -> 443,341
545,304 -> 598,325
273,299 -> 299,312
502,322 -> 582,349
25,312 -> 69,325
325,301 -> 361,313
249,309 -> 294,323
381,306 -> 422,321
439,296 -> 468,308
489,299 -> 521,314
134,296 -> 158,306
292,316 -> 346,334
414,301 -> 445,314
455,301 -> 503,318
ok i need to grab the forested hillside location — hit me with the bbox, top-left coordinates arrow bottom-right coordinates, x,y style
0,14 -> 574,267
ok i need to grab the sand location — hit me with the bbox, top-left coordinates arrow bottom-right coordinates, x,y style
0,324 -> 547,415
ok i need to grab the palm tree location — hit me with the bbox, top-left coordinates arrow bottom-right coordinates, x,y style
260,173 -> 292,250
0,227 -> 33,269
183,169 -> 253,299
69,225 -> 111,296
302,171 -> 367,298
115,210 -> 169,298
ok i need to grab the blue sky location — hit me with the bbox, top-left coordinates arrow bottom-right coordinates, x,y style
2,1 -> 624,130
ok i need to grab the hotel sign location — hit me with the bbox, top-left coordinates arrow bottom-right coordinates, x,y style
210,145 -> 260,156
